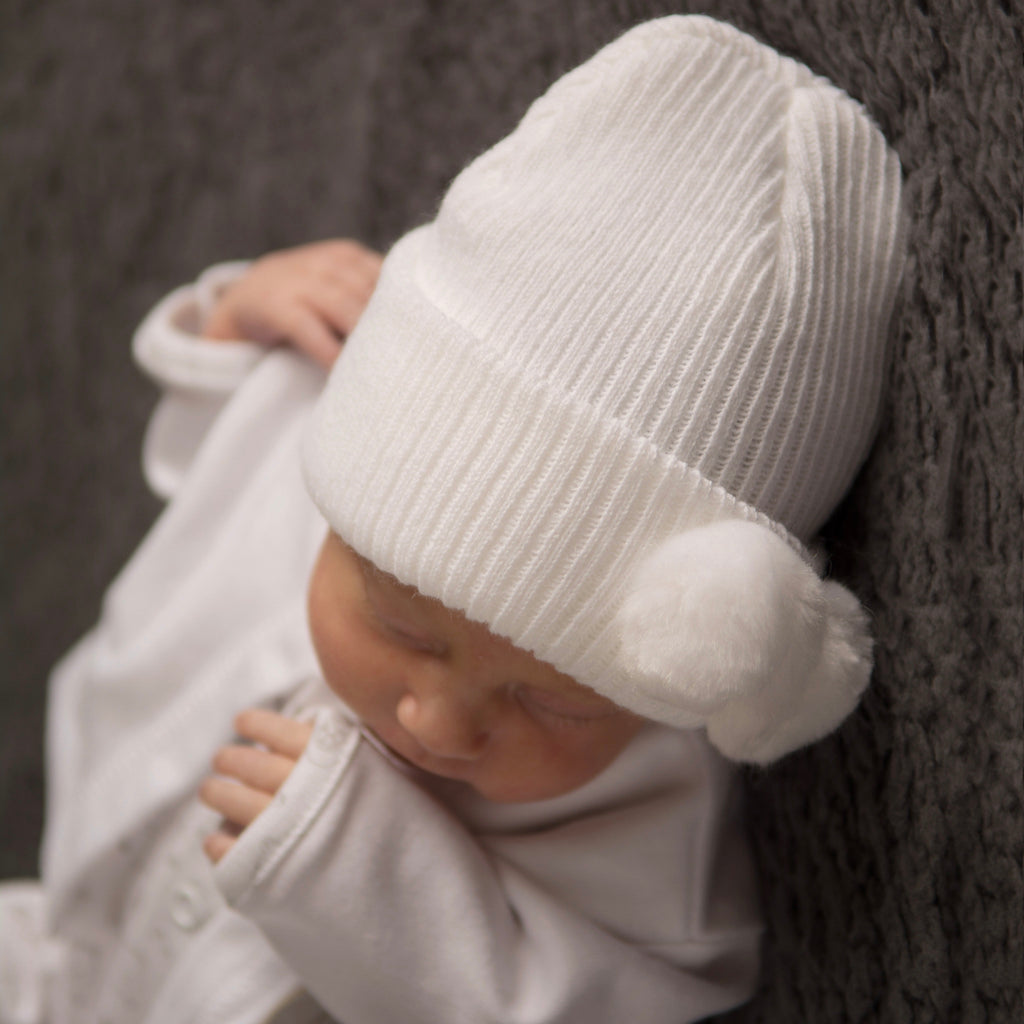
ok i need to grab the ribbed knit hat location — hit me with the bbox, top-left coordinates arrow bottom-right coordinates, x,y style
303,15 -> 906,764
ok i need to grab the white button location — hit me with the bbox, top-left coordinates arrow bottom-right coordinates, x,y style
314,717 -> 345,753
307,715 -> 349,767
169,881 -> 209,931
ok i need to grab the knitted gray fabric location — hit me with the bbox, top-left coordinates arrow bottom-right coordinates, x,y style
1,1 -> 1020,1021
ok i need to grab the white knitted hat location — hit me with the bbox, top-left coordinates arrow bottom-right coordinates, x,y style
303,15 -> 906,764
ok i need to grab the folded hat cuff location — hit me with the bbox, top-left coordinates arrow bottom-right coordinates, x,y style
302,227 -> 814,705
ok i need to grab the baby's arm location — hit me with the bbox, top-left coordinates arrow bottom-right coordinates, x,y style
131,239 -> 380,501
202,240 -> 382,367
198,706 -> 756,1024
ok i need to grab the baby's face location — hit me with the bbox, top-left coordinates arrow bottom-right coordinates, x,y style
307,533 -> 643,802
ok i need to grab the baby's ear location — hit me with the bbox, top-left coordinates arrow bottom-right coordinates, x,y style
613,520 -> 872,764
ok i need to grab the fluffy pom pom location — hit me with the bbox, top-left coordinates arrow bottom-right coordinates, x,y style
613,519 -> 873,763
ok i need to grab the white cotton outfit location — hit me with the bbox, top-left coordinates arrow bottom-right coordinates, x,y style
0,267 -> 761,1024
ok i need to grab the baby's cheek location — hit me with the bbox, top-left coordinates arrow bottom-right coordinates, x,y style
318,650 -> 376,715
309,603 -> 379,715
554,718 -> 643,784
553,739 -> 616,789
318,635 -> 403,722
487,720 -> 637,802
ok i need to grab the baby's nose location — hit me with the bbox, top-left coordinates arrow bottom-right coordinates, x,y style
395,689 -> 489,760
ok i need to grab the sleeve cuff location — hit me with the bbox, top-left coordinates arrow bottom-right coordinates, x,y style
132,262 -> 263,394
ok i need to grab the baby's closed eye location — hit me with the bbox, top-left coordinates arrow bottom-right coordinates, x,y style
516,686 -> 622,724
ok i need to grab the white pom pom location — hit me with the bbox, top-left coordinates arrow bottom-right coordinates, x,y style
613,519 -> 873,763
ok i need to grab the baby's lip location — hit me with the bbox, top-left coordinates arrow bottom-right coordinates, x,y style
366,724 -> 478,781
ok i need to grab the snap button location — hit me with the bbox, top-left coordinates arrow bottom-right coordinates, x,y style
168,880 -> 209,932
306,714 -> 350,767
314,717 -> 345,752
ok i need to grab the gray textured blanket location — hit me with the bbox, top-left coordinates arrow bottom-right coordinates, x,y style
2,1 -> 1020,1020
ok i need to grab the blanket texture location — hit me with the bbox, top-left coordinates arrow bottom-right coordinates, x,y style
1,1 -> 1020,1020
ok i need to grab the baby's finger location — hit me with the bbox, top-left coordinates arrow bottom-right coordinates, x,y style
234,708 -> 314,760
307,284 -> 372,339
314,239 -> 382,277
314,245 -> 382,299
199,776 -> 272,828
203,830 -> 236,864
341,249 -> 383,294
281,305 -> 343,368
212,743 -> 296,795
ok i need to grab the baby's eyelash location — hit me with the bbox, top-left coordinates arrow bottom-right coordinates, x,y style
515,688 -> 605,727
362,577 -> 448,655
378,615 -> 446,655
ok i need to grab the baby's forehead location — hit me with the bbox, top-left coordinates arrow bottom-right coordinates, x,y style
356,549 -> 460,616
352,544 -> 598,689
357,552 -> 413,594
355,545 -> 503,634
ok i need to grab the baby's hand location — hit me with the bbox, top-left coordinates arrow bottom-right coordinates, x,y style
202,239 -> 383,367
199,708 -> 314,864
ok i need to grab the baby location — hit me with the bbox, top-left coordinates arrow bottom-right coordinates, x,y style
0,15 -> 905,1024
